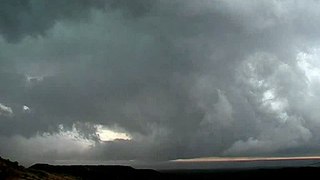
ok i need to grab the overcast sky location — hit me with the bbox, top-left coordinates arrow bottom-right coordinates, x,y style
1,0 -> 320,166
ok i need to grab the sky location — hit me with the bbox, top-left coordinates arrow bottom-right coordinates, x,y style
1,0 -> 320,166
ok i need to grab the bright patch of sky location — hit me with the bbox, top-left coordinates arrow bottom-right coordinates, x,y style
95,125 -> 132,141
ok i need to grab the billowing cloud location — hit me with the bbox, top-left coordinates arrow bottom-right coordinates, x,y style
1,0 -> 320,165
0,124 -> 95,164
23,105 -> 31,113
0,103 -> 13,117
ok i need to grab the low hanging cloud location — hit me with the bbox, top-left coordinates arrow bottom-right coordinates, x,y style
1,0 -> 320,164
0,124 -> 95,164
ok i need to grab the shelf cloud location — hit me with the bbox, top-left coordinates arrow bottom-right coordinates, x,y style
1,0 -> 320,165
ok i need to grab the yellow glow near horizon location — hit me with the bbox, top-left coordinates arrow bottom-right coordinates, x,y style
96,125 -> 132,141
172,156 -> 320,163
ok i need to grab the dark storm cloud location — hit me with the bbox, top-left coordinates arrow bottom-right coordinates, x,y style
0,0 -> 155,42
2,0 -> 320,164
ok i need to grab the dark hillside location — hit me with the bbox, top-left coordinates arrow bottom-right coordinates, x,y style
0,156 -> 75,180
30,163 -> 161,180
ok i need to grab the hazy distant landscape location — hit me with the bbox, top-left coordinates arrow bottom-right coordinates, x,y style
2,156 -> 320,179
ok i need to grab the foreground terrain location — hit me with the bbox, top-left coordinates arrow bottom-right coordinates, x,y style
1,156 -> 320,179
0,156 -> 74,180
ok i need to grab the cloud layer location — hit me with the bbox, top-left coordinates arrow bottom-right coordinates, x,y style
1,0 -> 320,164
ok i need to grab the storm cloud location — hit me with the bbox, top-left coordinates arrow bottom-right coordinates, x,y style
1,0 -> 320,165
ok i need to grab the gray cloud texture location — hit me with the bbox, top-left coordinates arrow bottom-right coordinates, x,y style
1,0 -> 320,164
